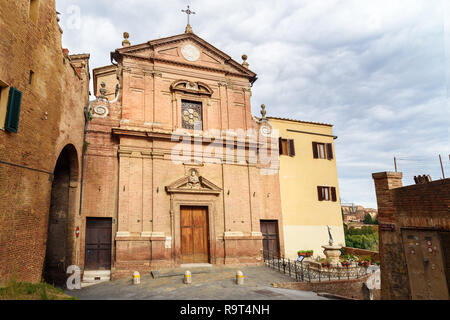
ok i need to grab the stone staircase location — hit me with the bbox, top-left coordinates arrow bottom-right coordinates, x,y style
81,270 -> 111,288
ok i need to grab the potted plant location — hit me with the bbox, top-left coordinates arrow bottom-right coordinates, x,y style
297,250 -> 307,257
320,258 -> 330,268
306,250 -> 313,257
341,260 -> 351,267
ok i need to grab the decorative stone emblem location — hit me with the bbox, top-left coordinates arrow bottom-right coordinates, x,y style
181,44 -> 200,62
187,169 -> 200,189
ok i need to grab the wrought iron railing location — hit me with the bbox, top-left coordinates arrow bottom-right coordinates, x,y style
263,250 -> 368,282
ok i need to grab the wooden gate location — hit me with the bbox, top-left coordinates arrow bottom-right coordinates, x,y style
180,206 -> 209,263
260,220 -> 280,258
85,218 -> 112,270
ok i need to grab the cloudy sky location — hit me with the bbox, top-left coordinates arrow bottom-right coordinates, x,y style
56,0 -> 449,208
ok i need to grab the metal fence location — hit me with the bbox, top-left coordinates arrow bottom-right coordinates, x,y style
263,251 -> 367,282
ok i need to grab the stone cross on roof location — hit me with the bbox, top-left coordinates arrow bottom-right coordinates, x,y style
182,5 -> 196,33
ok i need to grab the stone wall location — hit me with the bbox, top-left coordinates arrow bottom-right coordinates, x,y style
343,247 -> 380,262
0,0 -> 89,283
272,273 -> 380,300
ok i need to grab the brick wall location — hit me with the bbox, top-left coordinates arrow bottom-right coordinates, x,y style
0,0 -> 89,284
372,172 -> 450,300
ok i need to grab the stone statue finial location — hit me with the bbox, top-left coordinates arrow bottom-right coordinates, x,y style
185,24 -> 193,34
260,104 -> 267,120
242,54 -> 249,68
97,82 -> 108,102
122,32 -> 130,47
327,225 -> 334,246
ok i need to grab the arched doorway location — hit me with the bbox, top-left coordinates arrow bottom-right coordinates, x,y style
43,144 -> 78,285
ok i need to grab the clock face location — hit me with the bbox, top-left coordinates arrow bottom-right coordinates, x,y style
181,44 -> 200,62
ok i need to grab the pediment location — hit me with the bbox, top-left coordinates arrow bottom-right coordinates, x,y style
116,33 -> 256,79
165,169 -> 222,195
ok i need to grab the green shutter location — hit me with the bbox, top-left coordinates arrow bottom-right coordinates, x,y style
5,87 -> 22,133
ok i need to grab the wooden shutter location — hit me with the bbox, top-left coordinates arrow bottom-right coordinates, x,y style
331,187 -> 337,202
326,143 -> 333,160
312,142 -> 318,158
5,87 -> 22,133
278,137 -> 283,155
288,139 -> 295,157
317,186 -> 323,201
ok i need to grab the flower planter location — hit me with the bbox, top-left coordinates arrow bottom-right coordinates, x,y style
358,261 -> 370,267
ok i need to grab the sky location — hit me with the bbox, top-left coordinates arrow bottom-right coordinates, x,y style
56,0 -> 449,209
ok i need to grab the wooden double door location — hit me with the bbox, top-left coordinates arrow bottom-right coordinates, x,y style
85,218 -> 112,270
260,220 -> 280,258
180,206 -> 209,263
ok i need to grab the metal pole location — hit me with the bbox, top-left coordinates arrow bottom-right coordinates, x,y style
439,154 -> 445,179
288,259 -> 291,277
308,264 -> 311,282
301,262 -> 304,281
394,156 -> 397,172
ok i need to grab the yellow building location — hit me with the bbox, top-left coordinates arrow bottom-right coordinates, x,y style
268,117 -> 345,259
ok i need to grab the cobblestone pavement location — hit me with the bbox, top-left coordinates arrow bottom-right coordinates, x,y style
66,266 -> 330,300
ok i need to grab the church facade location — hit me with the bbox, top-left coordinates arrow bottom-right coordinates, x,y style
82,27 -> 284,276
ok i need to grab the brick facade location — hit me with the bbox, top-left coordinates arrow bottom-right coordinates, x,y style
0,0 -> 90,283
372,172 -> 450,300
81,30 -> 283,276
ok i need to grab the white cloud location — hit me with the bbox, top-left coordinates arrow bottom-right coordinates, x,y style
55,0 -> 449,208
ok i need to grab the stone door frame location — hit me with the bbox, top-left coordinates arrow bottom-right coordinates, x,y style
171,196 -> 218,265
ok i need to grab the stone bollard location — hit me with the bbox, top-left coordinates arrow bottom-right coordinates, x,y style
236,270 -> 244,285
184,270 -> 192,284
133,271 -> 140,285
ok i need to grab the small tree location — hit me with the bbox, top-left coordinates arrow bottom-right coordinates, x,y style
363,213 -> 373,225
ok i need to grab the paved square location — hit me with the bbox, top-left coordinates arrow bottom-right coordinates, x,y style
66,266 -> 329,300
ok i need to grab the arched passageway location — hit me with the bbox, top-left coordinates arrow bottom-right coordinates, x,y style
43,145 -> 78,285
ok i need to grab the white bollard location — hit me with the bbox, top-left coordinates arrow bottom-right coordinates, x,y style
184,270 -> 192,284
236,270 -> 244,285
133,271 -> 140,285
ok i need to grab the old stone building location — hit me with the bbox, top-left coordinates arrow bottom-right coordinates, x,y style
372,172 -> 449,300
0,0 -> 90,283
81,25 -> 283,278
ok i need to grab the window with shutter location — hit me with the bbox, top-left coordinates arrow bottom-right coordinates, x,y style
331,187 -> 337,202
312,142 -> 318,158
318,186 -> 335,201
279,138 -> 289,156
0,81 -> 10,129
5,87 -> 22,133
288,139 -> 295,157
327,143 -> 333,160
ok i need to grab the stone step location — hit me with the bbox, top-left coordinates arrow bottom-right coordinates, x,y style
82,270 -> 111,287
